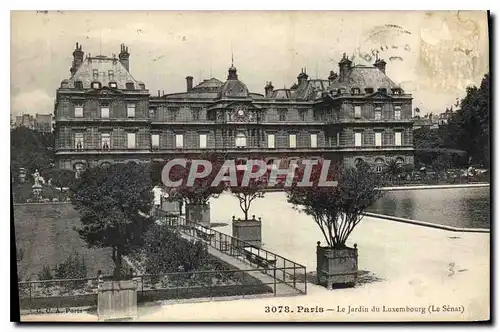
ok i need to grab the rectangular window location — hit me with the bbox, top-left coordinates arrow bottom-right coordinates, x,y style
310,134 -> 318,148
289,134 -> 297,148
279,112 -> 286,121
394,106 -> 402,120
300,111 -> 306,121
199,134 -> 207,149
108,70 -> 114,81
101,107 -> 110,119
91,82 -> 100,89
74,133 -> 84,150
193,109 -> 200,121
151,134 -> 160,148
93,69 -> 99,80
395,132 -> 402,146
127,133 -> 136,149
127,104 -> 136,118
74,106 -> 83,118
354,132 -> 362,147
354,105 -> 362,118
374,108 -> 382,120
235,134 -> 247,147
175,134 -> 184,148
101,133 -> 111,150
267,134 -> 275,149
375,132 -> 382,146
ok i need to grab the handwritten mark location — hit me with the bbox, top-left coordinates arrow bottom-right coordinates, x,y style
448,263 -> 455,277
389,56 -> 403,62
153,55 -> 165,62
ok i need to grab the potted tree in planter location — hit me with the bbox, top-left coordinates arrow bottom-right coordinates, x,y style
167,153 -> 226,227
71,163 -> 154,320
229,158 -> 267,248
286,160 -> 382,289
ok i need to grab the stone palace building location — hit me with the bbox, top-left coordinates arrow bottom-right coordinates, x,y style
54,43 -> 414,175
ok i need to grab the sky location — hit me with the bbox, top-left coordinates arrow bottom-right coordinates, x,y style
10,10 -> 489,117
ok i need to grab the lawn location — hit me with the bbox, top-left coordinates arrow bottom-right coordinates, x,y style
13,203 -> 114,280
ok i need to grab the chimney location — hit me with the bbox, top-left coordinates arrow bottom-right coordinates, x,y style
264,81 -> 274,98
338,53 -> 352,82
374,58 -> 387,74
297,68 -> 309,85
70,42 -> 84,76
119,43 -> 130,71
186,76 -> 194,92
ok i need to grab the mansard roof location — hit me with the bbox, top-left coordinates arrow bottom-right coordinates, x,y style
329,65 -> 400,92
66,55 -> 144,90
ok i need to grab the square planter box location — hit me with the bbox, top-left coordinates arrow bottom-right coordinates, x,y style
316,242 -> 358,289
232,216 -> 262,248
160,197 -> 181,215
98,280 -> 138,321
185,203 -> 211,227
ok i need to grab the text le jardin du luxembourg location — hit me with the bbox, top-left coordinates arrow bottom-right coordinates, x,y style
264,304 -> 466,315
161,158 -> 338,188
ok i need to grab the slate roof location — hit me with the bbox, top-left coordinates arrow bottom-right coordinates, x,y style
65,56 -> 143,90
294,79 -> 331,100
193,78 -> 224,90
329,65 -> 400,92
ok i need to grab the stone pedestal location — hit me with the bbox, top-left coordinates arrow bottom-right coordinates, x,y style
316,242 -> 358,289
185,203 -> 211,227
98,280 -> 138,321
32,184 -> 42,202
18,168 -> 27,183
232,215 -> 262,248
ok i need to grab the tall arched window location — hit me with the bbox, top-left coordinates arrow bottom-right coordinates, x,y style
235,133 -> 247,148
374,158 -> 385,173
354,158 -> 364,167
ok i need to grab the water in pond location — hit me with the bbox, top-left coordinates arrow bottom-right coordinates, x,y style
367,187 -> 490,229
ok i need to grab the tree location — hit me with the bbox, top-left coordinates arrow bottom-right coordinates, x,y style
45,168 -> 76,192
11,127 -> 54,182
72,163 -> 155,280
229,162 -> 267,220
441,73 -> 489,168
286,160 -> 382,249
384,159 -> 402,180
165,153 -> 226,206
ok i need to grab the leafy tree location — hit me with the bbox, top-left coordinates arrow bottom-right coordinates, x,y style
45,168 -> 76,192
448,73 -> 490,168
384,159 -> 402,179
165,152 -> 226,206
229,158 -> 267,220
11,127 -> 54,182
72,163 -> 155,280
287,160 -> 382,248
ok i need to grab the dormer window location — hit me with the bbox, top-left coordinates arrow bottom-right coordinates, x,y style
109,82 -> 117,89
74,81 -> 83,90
126,82 -> 135,90
365,88 -> 374,94
392,88 -> 402,95
352,88 -> 361,95
91,82 -> 101,89
378,88 -> 387,94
